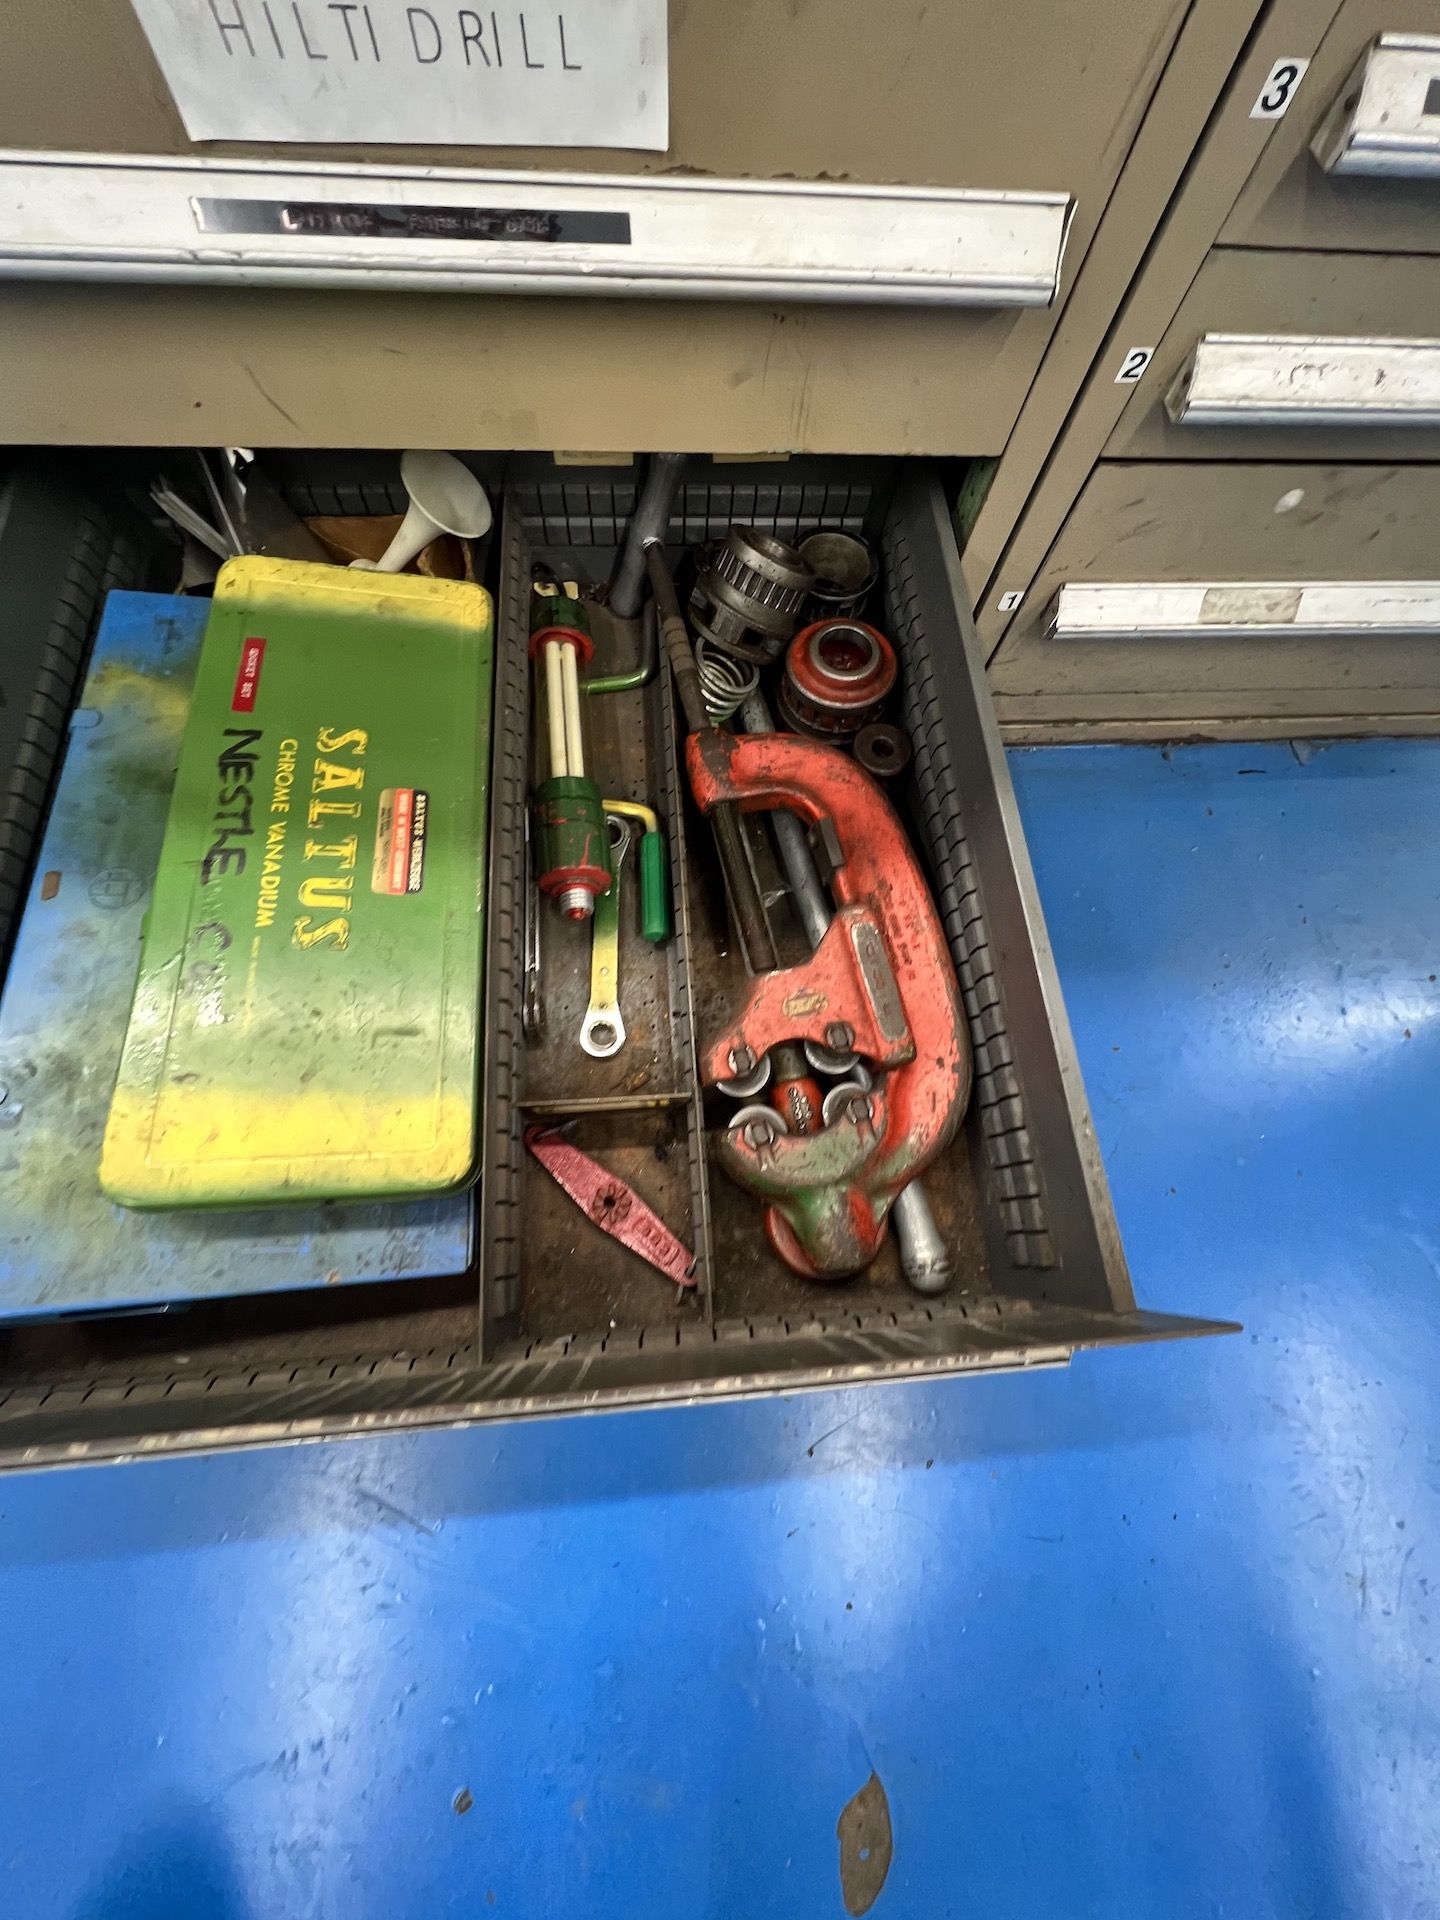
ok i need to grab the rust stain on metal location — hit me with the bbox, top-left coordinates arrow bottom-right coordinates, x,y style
694,728 -> 736,780
837,1771 -> 893,1915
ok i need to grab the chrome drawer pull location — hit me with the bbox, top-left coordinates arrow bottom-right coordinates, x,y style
1165,333 -> 1440,427
1311,32 -> 1440,179
0,151 -> 1073,309
1047,580 -> 1440,640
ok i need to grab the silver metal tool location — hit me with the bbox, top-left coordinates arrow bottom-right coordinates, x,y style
193,448 -> 246,555
150,480 -> 230,558
690,527 -> 813,666
580,816 -> 631,1059
230,451 -> 333,563
522,809 -> 544,1046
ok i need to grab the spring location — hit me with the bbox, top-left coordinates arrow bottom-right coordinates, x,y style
695,636 -> 760,724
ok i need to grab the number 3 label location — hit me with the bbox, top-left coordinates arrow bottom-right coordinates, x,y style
1250,56 -> 1311,119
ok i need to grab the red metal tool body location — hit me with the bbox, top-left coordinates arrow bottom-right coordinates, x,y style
685,729 -> 971,1277
778,617 -> 897,740
525,1127 -> 697,1289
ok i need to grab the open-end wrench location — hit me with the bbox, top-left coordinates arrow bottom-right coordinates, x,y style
580,815 -> 631,1058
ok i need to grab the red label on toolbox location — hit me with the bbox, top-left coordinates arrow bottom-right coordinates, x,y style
372,787 -> 429,896
231,636 -> 266,713
388,787 -> 415,895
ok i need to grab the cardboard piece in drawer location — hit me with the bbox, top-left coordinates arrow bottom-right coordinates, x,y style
0,591 -> 475,1317
100,560 -> 493,1209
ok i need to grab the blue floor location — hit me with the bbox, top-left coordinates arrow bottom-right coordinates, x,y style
2,739 -> 1437,1920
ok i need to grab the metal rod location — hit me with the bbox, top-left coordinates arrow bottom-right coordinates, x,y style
738,691 -> 831,948
889,1186 -> 955,1295
587,599 -> 659,697
738,689 -> 953,1294
560,641 -> 585,778
612,453 -> 688,619
645,540 -> 777,976
543,639 -> 568,778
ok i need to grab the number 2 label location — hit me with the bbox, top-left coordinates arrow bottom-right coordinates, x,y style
1250,56 -> 1311,119
1115,347 -> 1154,385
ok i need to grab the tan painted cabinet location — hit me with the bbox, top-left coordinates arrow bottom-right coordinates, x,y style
1223,4 -> 1440,254
0,0 -> 1203,453
961,0 -> 1345,625
970,0 -> 1440,738
988,462 -> 1440,734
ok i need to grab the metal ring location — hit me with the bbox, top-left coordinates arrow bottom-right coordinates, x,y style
805,622 -> 882,685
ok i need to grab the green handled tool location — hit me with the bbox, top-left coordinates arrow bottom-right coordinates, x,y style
602,798 -> 671,944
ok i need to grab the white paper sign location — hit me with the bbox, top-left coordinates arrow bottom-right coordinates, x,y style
127,0 -> 669,149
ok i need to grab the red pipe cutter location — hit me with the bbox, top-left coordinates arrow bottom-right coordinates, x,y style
686,729 -> 973,1278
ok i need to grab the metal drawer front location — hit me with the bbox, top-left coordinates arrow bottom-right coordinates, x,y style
988,459 -> 1440,733
1106,250 -> 1440,460
1221,5 -> 1440,258
1047,579 -> 1440,639
0,0 -> 1210,458
1166,333 -> 1440,427
1312,31 -> 1440,175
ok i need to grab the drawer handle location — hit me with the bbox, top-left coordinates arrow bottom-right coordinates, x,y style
1311,32 -> 1440,178
1165,333 -> 1440,427
1046,580 -> 1440,640
0,151 -> 1074,309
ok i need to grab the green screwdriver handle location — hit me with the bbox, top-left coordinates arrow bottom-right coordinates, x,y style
637,829 -> 671,945
603,800 -> 672,944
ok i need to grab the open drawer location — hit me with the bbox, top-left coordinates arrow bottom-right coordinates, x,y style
0,454 -> 1231,1468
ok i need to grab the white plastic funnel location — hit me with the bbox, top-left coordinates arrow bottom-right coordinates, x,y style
351,451 -> 493,572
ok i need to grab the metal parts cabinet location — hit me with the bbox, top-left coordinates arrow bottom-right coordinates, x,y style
970,0 -> 1440,738
0,0 -> 1382,1456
